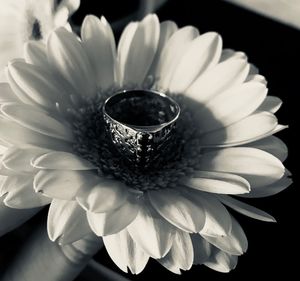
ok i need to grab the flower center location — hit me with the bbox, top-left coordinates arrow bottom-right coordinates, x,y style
71,92 -> 202,191
31,19 -> 42,40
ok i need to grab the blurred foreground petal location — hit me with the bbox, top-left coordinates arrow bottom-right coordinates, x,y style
0,197 -> 40,237
2,223 -> 102,281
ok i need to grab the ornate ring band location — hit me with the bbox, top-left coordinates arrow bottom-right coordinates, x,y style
102,89 -> 180,168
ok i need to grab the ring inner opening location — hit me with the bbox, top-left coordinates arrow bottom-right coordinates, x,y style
104,90 -> 179,127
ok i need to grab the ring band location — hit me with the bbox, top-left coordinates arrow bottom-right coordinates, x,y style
102,89 -> 180,168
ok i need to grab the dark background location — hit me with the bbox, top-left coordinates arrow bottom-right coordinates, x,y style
1,0 -> 298,280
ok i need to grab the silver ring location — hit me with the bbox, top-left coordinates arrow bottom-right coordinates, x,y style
102,89 -> 180,168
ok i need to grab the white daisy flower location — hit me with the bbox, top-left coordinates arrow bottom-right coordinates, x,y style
0,14 -> 291,274
0,0 -> 80,81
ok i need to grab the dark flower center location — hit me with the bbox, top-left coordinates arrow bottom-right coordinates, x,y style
31,19 -> 42,40
71,93 -> 202,191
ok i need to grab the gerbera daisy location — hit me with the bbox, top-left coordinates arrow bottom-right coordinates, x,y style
0,14 -> 292,274
0,0 -> 80,81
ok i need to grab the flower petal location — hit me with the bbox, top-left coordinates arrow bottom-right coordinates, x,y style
2,175 -> 51,209
118,14 -> 159,87
0,118 -> 71,151
191,234 -> 212,265
34,170 -> 94,200
198,147 -> 285,188
87,197 -> 139,236
218,195 -> 276,222
187,192 -> 232,237
154,26 -> 199,90
201,215 -> 247,255
196,81 -> 268,132
1,103 -> 74,141
149,189 -> 205,233
24,41 -> 47,68
81,15 -> 116,91
47,27 -> 96,97
32,151 -> 95,170
169,32 -> 222,93
257,96 -> 282,113
240,171 -> 292,198
246,74 -> 267,85
76,178 -> 128,213
0,83 -> 19,103
199,111 -> 280,147
243,136 -> 288,162
147,20 -> 178,78
127,202 -> 175,259
185,57 -> 249,103
183,171 -> 250,194
220,49 -> 246,62
7,60 -> 70,109
103,228 -> 149,274
158,230 -> 194,274
47,199 -> 92,245
1,147 -> 48,174
204,247 -> 238,273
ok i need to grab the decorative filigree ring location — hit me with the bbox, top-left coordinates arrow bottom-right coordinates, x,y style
102,89 -> 181,168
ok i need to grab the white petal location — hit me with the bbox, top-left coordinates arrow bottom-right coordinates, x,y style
202,215 -> 247,255
218,195 -> 276,222
158,230 -> 194,274
148,189 -> 205,233
0,83 -> 19,103
2,175 -> 51,209
81,15 -> 116,91
47,199 -> 92,245
148,20 -> 178,78
59,0 -> 80,15
76,178 -> 128,213
183,171 -> 250,194
257,96 -> 282,113
47,27 -> 96,97
87,197 -> 139,236
240,171 -> 292,198
198,147 -> 285,188
185,57 -> 249,103
246,74 -> 267,85
118,14 -> 159,87
116,22 -> 138,82
191,234 -> 212,264
24,41 -> 48,68
103,228 -> 149,274
32,151 -> 95,170
169,32 -> 222,93
7,60 -> 70,109
0,118 -> 71,151
204,247 -> 238,273
199,111 -> 280,147
196,82 -> 268,132
154,26 -> 199,90
187,192 -> 232,237
243,136 -> 288,162
220,49 -> 247,62
1,103 -> 74,141
1,147 -> 48,173
249,63 -> 259,75
127,202 -> 175,259
34,170 -> 94,200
